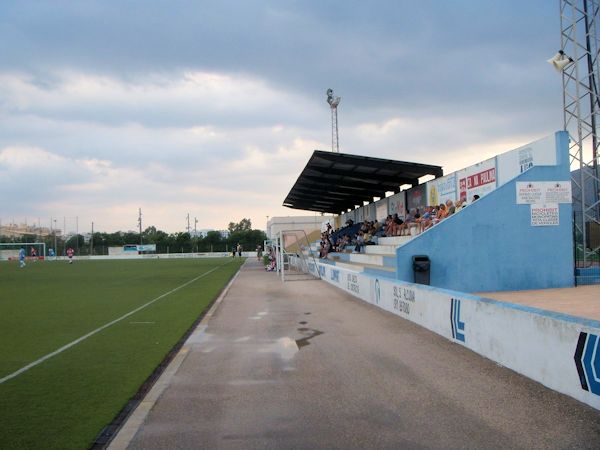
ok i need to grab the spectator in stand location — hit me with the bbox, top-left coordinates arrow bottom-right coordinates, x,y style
445,199 -> 456,216
398,209 -> 417,235
320,232 -> 332,258
383,215 -> 394,236
338,234 -> 350,252
418,206 -> 433,232
472,194 -> 480,202
436,203 -> 448,222
455,199 -> 465,212
354,231 -> 365,253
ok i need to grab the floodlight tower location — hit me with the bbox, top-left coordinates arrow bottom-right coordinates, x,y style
326,88 -> 341,153
553,0 -> 600,267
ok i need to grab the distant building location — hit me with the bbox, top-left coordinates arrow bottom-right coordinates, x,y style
0,223 -> 60,238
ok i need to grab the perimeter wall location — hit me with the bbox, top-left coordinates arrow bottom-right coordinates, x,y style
299,258 -> 600,411
394,131 -> 574,292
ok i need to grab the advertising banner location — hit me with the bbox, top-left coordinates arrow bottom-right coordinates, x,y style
375,199 -> 388,221
406,184 -> 427,213
427,173 -> 457,206
456,157 -> 497,203
496,135 -> 557,185
387,191 -> 406,219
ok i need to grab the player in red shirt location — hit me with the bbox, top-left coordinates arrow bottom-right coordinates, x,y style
66,247 -> 74,264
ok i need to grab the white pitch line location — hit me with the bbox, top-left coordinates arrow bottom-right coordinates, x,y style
0,264 -> 226,385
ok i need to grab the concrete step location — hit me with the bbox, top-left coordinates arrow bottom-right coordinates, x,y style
332,260 -> 396,273
349,253 -> 384,266
378,236 -> 414,246
364,245 -> 396,256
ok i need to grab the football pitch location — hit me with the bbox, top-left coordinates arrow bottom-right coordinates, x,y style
0,257 -> 244,450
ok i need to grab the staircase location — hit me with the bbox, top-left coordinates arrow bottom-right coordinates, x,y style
323,235 -> 416,278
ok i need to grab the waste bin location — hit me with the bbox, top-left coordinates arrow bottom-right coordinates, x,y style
412,255 -> 430,285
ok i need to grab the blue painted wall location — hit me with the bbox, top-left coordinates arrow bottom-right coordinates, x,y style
395,131 -> 574,292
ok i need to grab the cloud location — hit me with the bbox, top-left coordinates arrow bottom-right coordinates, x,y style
0,0 -> 566,233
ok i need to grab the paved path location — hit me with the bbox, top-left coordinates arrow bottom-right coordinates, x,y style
480,285 -> 600,321
114,260 -> 600,449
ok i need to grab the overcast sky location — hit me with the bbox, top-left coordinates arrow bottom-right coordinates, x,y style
0,0 -> 562,233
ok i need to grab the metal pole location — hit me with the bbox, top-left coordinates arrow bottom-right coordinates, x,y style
53,219 -> 57,260
91,221 -> 94,256
76,216 -> 79,255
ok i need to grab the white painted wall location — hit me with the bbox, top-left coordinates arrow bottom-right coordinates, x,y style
294,257 -> 600,411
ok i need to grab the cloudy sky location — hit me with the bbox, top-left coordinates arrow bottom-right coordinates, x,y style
0,0 -> 562,233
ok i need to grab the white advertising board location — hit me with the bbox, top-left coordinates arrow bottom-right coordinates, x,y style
375,199 -> 388,221
427,173 -> 457,206
387,191 -> 406,219
516,181 -> 572,204
496,134 -> 557,185
456,157 -> 497,203
530,203 -> 559,226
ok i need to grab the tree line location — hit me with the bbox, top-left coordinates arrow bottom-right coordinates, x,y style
0,218 -> 267,256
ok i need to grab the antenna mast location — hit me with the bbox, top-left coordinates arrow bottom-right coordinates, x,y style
326,88 -> 341,152
557,0 -> 600,268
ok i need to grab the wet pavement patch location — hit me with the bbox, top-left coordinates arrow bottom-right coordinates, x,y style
295,328 -> 324,348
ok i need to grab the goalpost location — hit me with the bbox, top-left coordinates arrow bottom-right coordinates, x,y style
0,242 -> 47,261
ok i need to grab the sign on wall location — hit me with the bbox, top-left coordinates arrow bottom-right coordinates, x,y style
516,181 -> 572,204
406,184 -> 427,212
496,134 -> 557,185
375,199 -> 388,221
388,191 -> 406,219
427,173 -> 457,206
456,157 -> 497,203
530,204 -> 560,226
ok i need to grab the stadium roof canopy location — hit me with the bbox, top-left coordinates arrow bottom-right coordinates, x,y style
283,150 -> 444,214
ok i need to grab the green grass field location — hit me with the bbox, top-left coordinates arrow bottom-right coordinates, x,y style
0,257 -> 244,450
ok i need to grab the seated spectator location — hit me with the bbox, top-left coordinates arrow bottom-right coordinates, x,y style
445,199 -> 456,216
398,210 -> 416,235
383,215 -> 394,236
354,231 -> 365,253
455,199 -> 465,212
319,232 -> 332,258
434,203 -> 448,224
418,206 -> 433,232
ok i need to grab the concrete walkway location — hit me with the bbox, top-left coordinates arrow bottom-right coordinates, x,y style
480,285 -> 600,321
111,259 -> 600,449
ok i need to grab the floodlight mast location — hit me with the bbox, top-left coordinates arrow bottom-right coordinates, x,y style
326,88 -> 341,152
556,0 -> 600,268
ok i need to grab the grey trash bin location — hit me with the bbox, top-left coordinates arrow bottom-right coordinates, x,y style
412,255 -> 430,285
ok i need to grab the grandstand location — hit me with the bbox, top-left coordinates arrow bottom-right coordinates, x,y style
280,131 -> 600,412
284,131 -> 583,292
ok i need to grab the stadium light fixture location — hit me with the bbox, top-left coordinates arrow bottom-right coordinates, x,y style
326,88 -> 341,152
547,50 -> 574,72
